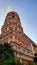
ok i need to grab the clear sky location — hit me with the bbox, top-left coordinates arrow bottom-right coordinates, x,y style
0,0 -> 37,44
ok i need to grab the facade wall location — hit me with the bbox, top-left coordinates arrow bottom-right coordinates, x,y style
0,11 -> 37,65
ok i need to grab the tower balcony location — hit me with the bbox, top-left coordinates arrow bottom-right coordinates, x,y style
12,45 -> 34,58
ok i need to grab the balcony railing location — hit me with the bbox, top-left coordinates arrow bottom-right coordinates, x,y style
15,53 -> 33,61
12,45 -> 34,57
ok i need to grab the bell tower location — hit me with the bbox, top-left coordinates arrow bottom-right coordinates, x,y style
1,12 -> 23,36
0,11 -> 35,65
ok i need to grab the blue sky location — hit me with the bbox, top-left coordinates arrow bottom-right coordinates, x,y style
0,0 -> 37,44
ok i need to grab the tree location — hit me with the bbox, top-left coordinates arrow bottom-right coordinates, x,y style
3,43 -> 14,60
0,43 -> 23,65
3,43 -> 16,65
0,43 -> 16,65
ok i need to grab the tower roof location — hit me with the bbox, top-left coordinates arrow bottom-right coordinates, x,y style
6,11 -> 19,18
5,11 -> 20,22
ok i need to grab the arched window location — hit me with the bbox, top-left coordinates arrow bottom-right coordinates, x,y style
12,16 -> 15,18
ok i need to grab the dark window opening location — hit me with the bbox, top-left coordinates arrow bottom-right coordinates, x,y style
12,16 -> 15,18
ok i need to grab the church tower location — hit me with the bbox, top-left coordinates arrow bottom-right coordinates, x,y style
0,11 -> 36,65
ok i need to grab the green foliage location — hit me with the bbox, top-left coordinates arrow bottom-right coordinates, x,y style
0,43 -> 23,65
0,43 -> 15,65
17,61 -> 23,65
3,58 -> 17,65
28,62 -> 36,65
3,43 -> 14,60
